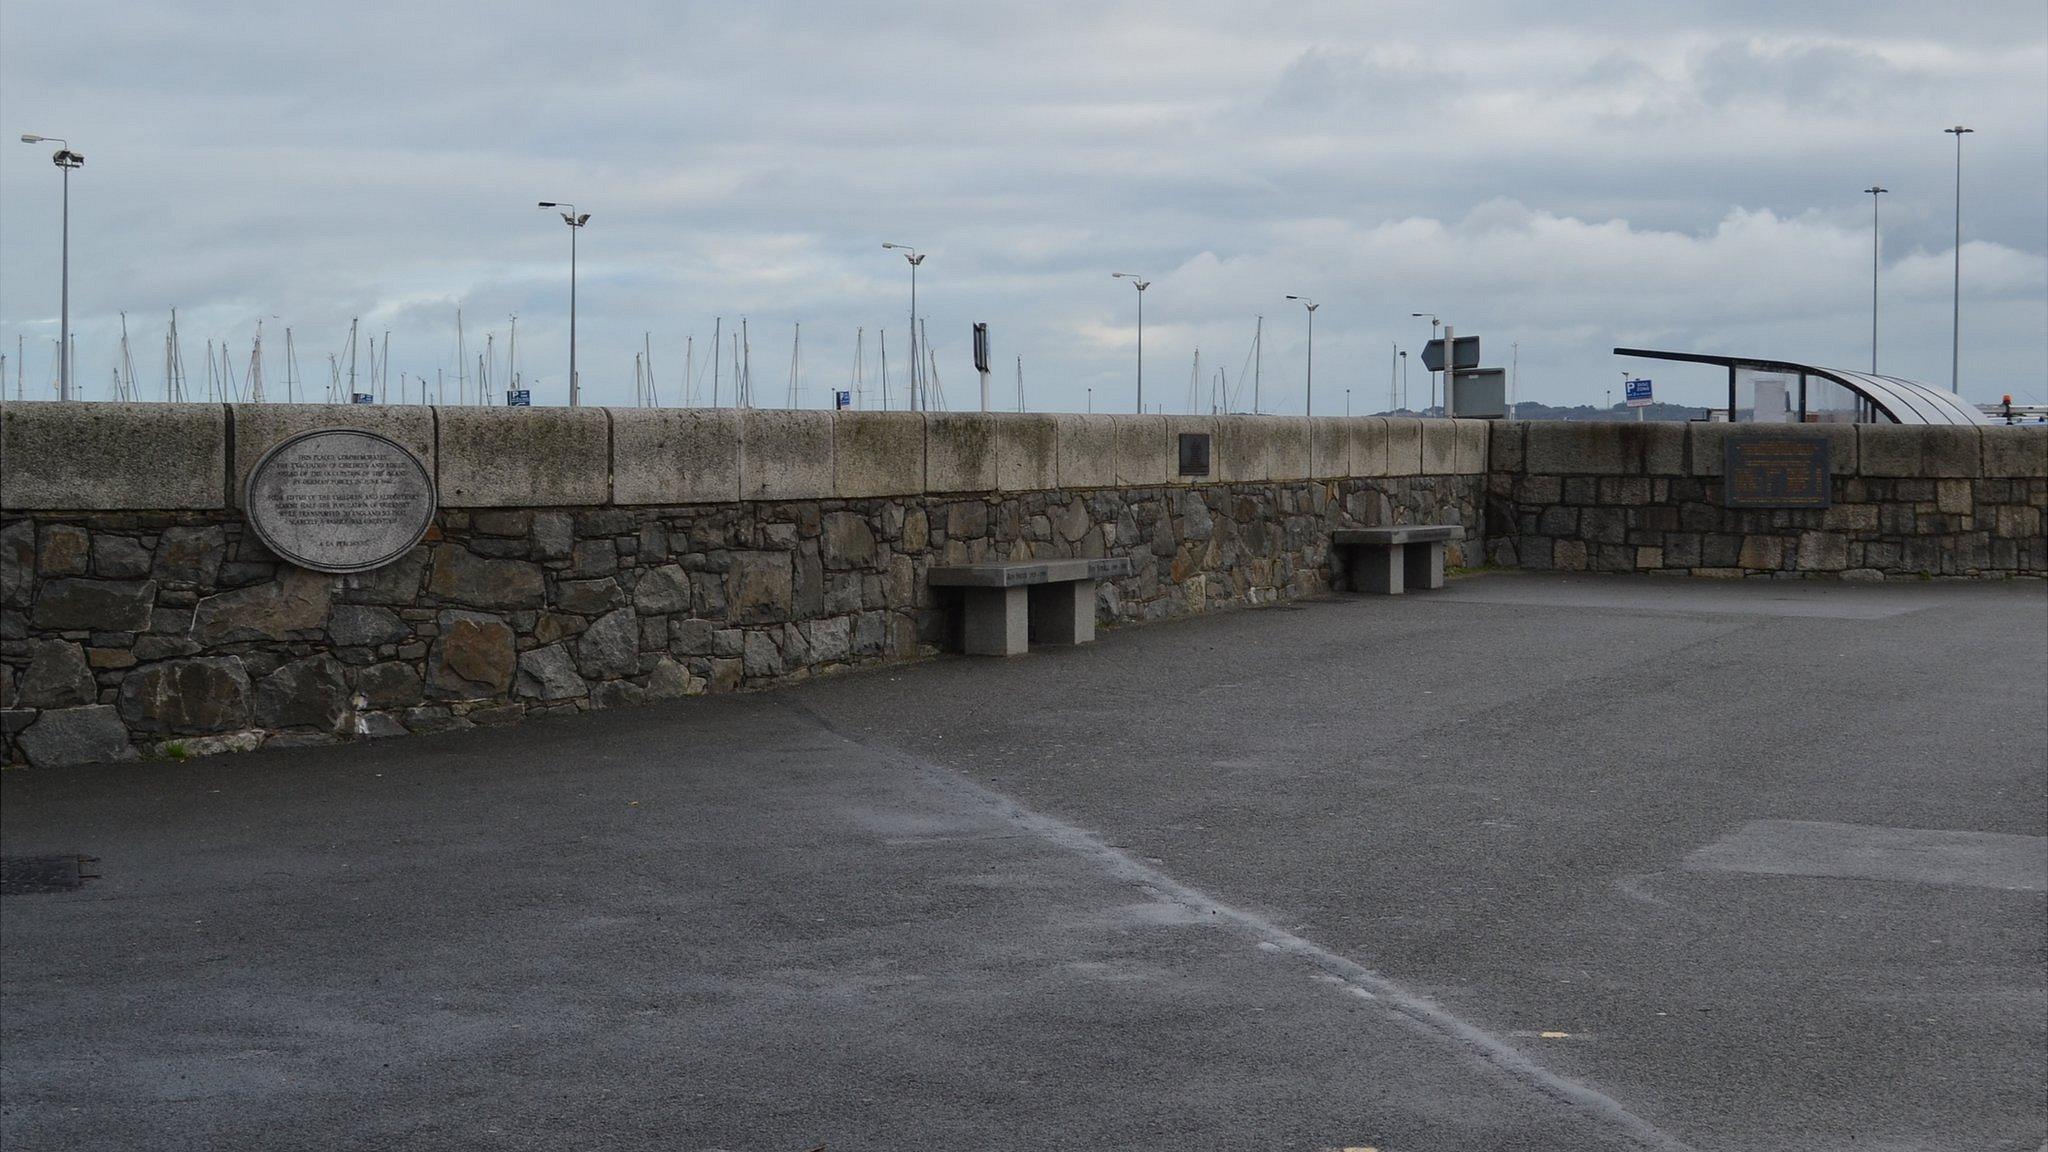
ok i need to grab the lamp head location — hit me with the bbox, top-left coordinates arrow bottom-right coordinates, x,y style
21,134 -> 45,143
537,201 -> 557,207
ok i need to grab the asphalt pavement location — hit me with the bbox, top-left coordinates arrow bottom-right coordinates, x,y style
4,572 -> 2044,1151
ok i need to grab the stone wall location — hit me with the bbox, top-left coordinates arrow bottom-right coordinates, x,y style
0,404 -> 1486,766
1488,421 -> 2047,578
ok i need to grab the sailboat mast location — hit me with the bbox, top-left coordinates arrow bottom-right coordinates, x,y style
1253,315 -> 1263,415
787,322 -> 800,408
456,307 -> 467,407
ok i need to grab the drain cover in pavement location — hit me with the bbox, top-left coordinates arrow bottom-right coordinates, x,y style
0,856 -> 99,895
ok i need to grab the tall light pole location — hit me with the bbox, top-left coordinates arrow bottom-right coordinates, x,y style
1112,273 -> 1149,412
537,202 -> 589,406
882,244 -> 924,409
1943,126 -> 1973,393
1286,296 -> 1318,416
21,135 -> 83,401
1863,184 -> 1887,373
1410,312 -> 1439,412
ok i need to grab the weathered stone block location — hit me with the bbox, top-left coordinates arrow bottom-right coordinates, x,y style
1215,416 -> 1309,482
1982,426 -> 2048,478
1738,535 -> 1783,570
33,577 -> 157,632
253,654 -> 349,730
633,565 -> 693,614
738,410 -> 832,501
730,552 -> 793,623
355,661 -> 422,709
834,411 -> 923,498
1452,420 -> 1489,475
1267,418 -> 1312,481
18,704 -> 138,766
575,608 -> 640,679
1309,418 -> 1350,479
1796,531 -> 1849,572
232,404 -> 436,507
926,413 -> 999,493
120,656 -> 252,734
20,640 -> 96,707
37,524 -> 90,575
1856,424 -> 1979,478
426,545 -> 545,609
517,643 -> 587,700
1056,415 -> 1118,489
1384,418 -> 1424,476
328,604 -> 409,646
821,512 -> 877,570
437,406 -> 610,507
609,407 -> 742,505
2,402 -> 226,510
995,414 -> 1059,492
1419,420 -> 1460,475
1,521 -> 33,607
742,630 -> 782,678
1489,422 -> 1526,474
427,610 -> 515,697
1113,415 -> 1171,487
93,535 -> 153,578
1525,422 -> 1638,475
1642,422 -> 1686,476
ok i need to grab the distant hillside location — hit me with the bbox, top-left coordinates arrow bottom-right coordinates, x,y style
1383,401 -> 1711,422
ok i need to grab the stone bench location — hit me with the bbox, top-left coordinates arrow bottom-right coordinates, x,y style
927,557 -> 1132,656
1333,526 -> 1465,595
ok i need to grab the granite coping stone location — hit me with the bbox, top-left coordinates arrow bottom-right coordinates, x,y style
927,557 -> 1133,588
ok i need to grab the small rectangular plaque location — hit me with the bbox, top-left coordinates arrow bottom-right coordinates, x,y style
1724,434 -> 1831,508
1178,432 -> 1211,477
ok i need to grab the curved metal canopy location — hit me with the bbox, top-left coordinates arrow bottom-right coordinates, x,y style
1613,348 -> 1990,426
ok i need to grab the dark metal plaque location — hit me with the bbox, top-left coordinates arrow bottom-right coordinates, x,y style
1723,434 -> 1832,508
1178,432 -> 1211,477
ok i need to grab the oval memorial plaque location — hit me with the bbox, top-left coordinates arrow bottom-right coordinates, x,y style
245,429 -> 437,574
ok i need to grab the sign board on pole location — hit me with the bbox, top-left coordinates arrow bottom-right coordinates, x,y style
1450,368 -> 1508,419
1420,335 -> 1480,373
505,389 -> 531,407
835,390 -> 853,410
972,323 -> 990,374
1624,378 -> 1654,408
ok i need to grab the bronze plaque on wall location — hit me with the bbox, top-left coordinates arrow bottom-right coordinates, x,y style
1723,434 -> 1832,508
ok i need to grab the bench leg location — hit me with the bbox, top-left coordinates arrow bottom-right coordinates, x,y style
961,586 -> 1029,656
1404,541 -> 1445,591
1352,543 -> 1406,595
1028,579 -> 1096,645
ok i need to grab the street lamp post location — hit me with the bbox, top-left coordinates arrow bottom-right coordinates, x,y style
882,244 -> 925,409
537,202 -> 589,406
1943,126 -> 1973,393
1864,184 -> 1887,373
1286,296 -> 1318,416
1112,273 -> 1149,412
21,135 -> 83,400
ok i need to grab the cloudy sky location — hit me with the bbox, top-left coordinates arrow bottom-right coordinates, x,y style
2,0 -> 2043,415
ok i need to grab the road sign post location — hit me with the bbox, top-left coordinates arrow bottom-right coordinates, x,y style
1625,378 -> 1653,422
